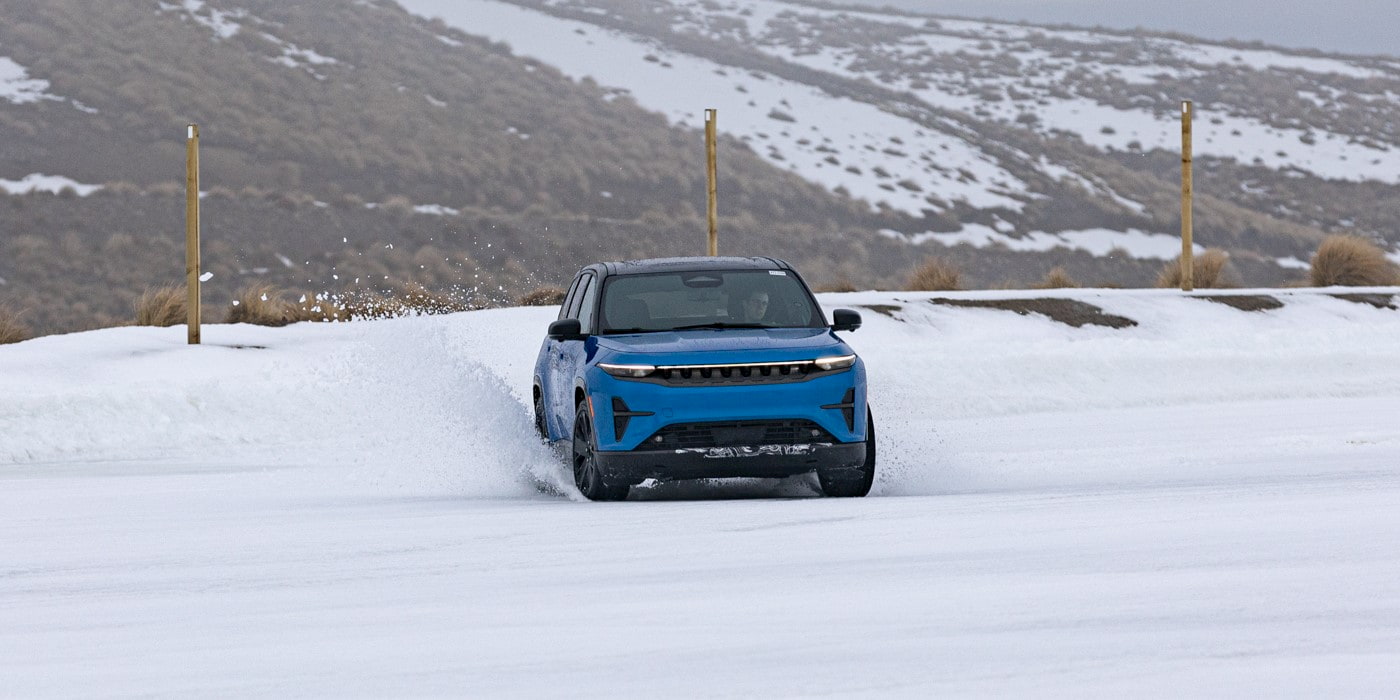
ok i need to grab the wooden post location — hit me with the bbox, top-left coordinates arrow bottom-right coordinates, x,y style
186,124 -> 202,344
705,108 -> 718,257
1180,101 -> 1194,292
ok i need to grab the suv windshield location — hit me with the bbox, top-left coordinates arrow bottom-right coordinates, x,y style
599,269 -> 823,334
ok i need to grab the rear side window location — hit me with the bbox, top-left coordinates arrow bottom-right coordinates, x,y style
566,273 -> 595,320
558,275 -> 584,321
577,276 -> 600,333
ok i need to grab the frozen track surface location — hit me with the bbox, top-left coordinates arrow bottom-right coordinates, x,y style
5,426 -> 1399,696
4,289 -> 1400,694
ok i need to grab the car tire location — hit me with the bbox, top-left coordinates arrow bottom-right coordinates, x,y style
573,403 -> 630,501
533,386 -> 548,440
818,408 -> 876,498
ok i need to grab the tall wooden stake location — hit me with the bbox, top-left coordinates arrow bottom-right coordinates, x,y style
1180,101 -> 1194,292
705,108 -> 718,257
186,124 -> 202,344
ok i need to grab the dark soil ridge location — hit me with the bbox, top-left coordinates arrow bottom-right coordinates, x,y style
1329,293 -> 1397,310
1198,295 -> 1284,312
860,304 -> 902,318
928,298 -> 1137,329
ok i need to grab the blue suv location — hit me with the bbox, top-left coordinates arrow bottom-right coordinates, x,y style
532,257 -> 874,500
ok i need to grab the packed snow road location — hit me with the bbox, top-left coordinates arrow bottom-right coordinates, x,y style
4,289 -> 1400,695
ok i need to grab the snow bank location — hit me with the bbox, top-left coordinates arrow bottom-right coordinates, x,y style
0,311 -> 567,499
834,288 -> 1400,494
4,288 -> 1399,499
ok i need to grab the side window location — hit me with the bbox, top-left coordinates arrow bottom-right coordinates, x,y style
577,275 -> 600,333
558,275 -> 583,320
566,273 -> 594,320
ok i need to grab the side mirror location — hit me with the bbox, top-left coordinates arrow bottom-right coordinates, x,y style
831,308 -> 862,332
548,318 -> 585,341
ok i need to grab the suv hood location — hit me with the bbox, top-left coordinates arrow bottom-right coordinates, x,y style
593,328 -> 849,364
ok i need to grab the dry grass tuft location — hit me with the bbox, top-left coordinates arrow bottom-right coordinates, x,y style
518,286 -> 566,307
1032,266 -> 1080,289
225,287 -> 360,326
226,285 -> 301,326
1310,235 -> 1399,287
336,291 -> 407,321
1155,248 -> 1240,289
328,285 -> 472,321
135,285 -> 189,327
0,305 -> 31,344
392,284 -> 472,315
814,277 -> 858,293
904,257 -> 963,291
291,293 -> 351,323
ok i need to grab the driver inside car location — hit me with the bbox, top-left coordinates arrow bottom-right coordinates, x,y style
738,289 -> 769,323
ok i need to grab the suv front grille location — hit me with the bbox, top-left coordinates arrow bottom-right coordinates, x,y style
641,419 -> 836,450
654,360 -> 815,386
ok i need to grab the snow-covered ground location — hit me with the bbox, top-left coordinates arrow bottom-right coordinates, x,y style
882,223 -> 1202,260
0,173 -> 103,196
0,56 -> 58,105
400,0 -> 1031,217
4,289 -> 1400,694
0,55 -> 97,113
402,0 -> 1400,220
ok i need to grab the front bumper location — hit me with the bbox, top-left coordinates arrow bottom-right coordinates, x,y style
586,362 -> 867,451
595,441 -> 866,483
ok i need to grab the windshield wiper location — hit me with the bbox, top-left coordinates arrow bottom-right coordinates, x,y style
601,327 -> 656,335
671,322 -> 770,331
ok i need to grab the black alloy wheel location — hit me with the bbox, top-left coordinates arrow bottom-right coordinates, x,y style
572,403 -> 629,501
818,408 -> 876,498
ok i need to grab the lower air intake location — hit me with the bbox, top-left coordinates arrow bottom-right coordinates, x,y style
642,419 -> 835,450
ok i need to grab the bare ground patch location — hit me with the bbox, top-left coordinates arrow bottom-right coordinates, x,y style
1329,293 -> 1397,310
860,304 -> 902,318
928,298 -> 1137,329
1199,295 -> 1284,312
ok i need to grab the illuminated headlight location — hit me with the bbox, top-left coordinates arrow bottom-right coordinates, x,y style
599,362 -> 656,378
813,354 -> 857,371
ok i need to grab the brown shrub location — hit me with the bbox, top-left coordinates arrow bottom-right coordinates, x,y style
226,285 -> 299,326
331,285 -> 471,320
814,278 -> 858,293
380,195 -> 415,217
1155,249 -> 1240,289
101,180 -> 142,195
903,256 -> 962,291
219,286 -> 354,326
0,305 -> 30,344
296,294 -> 352,322
393,284 -> 472,315
135,285 -> 188,327
335,291 -> 407,320
1310,235 -> 1399,287
518,286 -> 566,306
1032,266 -> 1080,289
145,181 -> 183,197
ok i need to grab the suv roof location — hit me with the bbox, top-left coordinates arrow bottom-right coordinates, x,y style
599,256 -> 792,277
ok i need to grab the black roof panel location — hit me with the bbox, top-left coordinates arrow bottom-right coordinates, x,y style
601,256 -> 791,276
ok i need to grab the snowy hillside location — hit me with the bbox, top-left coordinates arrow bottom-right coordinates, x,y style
4,290 -> 1400,694
6,0 -> 1397,338
404,0 -> 1400,263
